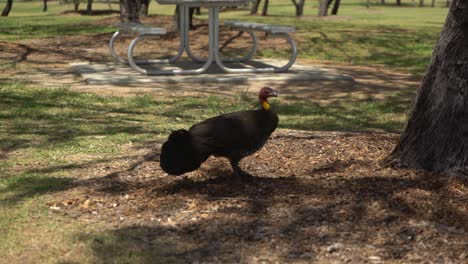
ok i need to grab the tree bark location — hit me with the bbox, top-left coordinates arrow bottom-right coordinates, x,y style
381,0 -> 385,4
74,1 -> 80,11
139,0 -> 149,16
396,0 -> 401,6
419,0 -> 424,7
1,0 -> 13,16
318,0 -> 329,16
86,0 -> 93,14
120,0 -> 140,22
261,0 -> 269,16
251,0 -> 261,14
43,0 -> 47,12
389,0 -> 468,173
431,0 -> 435,7
331,0 -> 340,15
290,0 -> 305,16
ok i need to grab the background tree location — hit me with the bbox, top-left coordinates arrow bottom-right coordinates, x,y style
251,0 -> 269,16
139,0 -> 149,16
120,0 -> 143,22
396,0 -> 401,6
389,0 -> 468,173
251,0 -> 261,14
318,0 -> 329,16
1,0 -> 13,16
43,0 -> 48,12
291,0 -> 305,16
73,0 -> 80,11
86,0 -> 92,14
330,0 -> 340,15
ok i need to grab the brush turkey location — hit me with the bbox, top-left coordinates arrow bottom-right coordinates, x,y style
160,87 -> 279,176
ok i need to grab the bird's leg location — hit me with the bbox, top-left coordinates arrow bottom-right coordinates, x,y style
230,159 -> 246,178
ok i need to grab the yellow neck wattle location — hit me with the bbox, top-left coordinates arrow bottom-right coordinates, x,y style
262,100 -> 271,110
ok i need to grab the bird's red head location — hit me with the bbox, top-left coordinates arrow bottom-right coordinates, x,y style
259,87 -> 278,110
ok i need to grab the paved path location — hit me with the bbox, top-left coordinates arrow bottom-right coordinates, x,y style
70,59 -> 354,85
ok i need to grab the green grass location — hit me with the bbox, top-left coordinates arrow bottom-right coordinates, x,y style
0,0 -> 448,73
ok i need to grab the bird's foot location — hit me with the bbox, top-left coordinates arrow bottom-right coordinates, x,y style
231,165 -> 253,181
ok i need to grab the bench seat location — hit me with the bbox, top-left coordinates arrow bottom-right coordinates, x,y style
114,22 -> 167,35
225,21 -> 295,34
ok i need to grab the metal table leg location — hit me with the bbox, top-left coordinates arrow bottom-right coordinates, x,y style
127,7 -> 215,75
212,8 -> 297,73
109,32 -> 184,65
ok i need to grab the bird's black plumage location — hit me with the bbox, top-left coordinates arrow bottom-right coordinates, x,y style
160,87 -> 279,176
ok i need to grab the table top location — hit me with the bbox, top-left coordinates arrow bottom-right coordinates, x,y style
156,0 -> 252,7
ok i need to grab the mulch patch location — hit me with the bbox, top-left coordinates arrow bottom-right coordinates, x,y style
47,130 -> 468,263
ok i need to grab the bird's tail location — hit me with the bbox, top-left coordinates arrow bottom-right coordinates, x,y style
160,129 -> 205,175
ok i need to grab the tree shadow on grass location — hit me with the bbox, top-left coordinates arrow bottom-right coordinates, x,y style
0,175 -> 73,205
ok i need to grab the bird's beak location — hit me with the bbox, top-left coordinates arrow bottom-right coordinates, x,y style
271,90 -> 278,97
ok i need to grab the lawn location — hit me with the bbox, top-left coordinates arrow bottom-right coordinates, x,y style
0,0 -> 448,73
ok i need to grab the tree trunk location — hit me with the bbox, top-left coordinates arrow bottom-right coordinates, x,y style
291,0 -> 305,16
189,7 -> 195,29
389,0 -> 468,173
396,0 -> 401,6
331,0 -> 340,15
419,0 -> 424,7
86,0 -> 93,14
43,0 -> 47,12
261,0 -> 269,16
251,0 -> 261,14
74,1 -> 80,11
318,0 -> 329,16
381,0 -> 385,4
139,0 -> 149,16
431,0 -> 435,7
1,0 -> 13,16
120,0 -> 140,22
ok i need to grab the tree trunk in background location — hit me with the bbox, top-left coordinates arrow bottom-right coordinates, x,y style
189,7 -> 195,29
431,0 -> 435,7
396,0 -> 401,6
74,1 -> 80,11
86,0 -> 93,14
291,0 -> 305,16
318,0 -> 328,16
419,0 -> 424,6
261,0 -> 269,16
139,0 -> 149,16
1,0 -> 13,16
331,0 -> 340,15
120,0 -> 140,22
43,0 -> 47,12
389,0 -> 468,173
446,0 -> 451,7
381,0 -> 385,4
251,0 -> 261,14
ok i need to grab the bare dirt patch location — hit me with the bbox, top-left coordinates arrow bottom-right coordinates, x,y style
47,130 -> 468,263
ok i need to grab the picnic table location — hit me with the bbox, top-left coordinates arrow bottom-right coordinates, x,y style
109,0 -> 297,75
